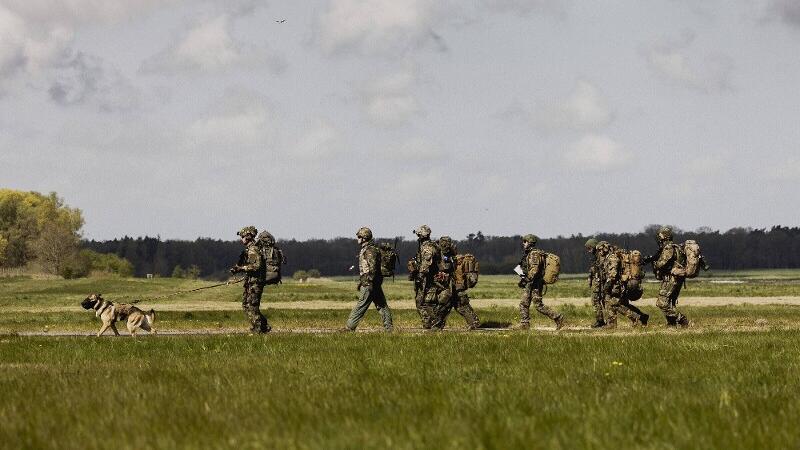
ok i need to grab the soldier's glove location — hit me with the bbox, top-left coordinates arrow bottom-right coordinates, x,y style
517,277 -> 528,288
229,265 -> 241,274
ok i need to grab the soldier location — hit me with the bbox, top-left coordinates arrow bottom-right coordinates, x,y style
518,234 -> 564,330
430,236 -> 480,330
345,227 -> 393,331
230,226 -> 271,333
408,225 -> 439,329
585,238 -> 606,328
647,226 -> 690,328
602,242 -> 649,328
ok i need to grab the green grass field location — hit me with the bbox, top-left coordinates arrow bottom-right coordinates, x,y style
2,331 -> 799,449
1,271 -> 799,449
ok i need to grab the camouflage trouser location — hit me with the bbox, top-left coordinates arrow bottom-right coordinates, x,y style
606,296 -> 645,325
346,283 -> 393,331
656,276 -> 686,324
590,284 -> 605,323
242,282 -> 270,333
414,279 -> 437,329
431,288 -> 480,330
520,280 -> 561,325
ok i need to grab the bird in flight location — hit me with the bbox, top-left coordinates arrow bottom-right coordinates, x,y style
276,19 -> 286,23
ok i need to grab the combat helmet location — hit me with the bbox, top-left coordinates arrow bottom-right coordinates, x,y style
237,226 -> 258,238
584,238 -> 599,250
257,230 -> 275,246
439,235 -> 456,253
522,234 -> 538,245
356,227 -> 373,241
657,226 -> 673,241
414,225 -> 431,238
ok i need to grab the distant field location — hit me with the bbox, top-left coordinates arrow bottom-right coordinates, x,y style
1,270 -> 799,311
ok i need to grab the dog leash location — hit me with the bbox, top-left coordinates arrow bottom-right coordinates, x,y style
126,278 -> 245,303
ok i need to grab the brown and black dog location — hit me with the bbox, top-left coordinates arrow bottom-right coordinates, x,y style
81,293 -> 156,337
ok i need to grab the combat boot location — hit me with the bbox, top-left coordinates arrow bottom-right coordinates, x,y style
677,316 -> 690,328
554,315 -> 565,331
665,316 -> 677,327
639,314 -> 649,327
591,320 -> 606,329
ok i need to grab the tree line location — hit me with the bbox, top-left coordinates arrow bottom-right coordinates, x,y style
82,226 -> 800,280
4,190 -> 798,279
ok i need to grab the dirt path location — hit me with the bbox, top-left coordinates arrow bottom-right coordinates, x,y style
11,323 -> 793,337
4,296 -> 800,313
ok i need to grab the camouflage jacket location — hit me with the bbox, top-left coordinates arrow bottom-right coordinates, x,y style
589,250 -> 604,285
603,251 -> 621,292
415,239 -> 440,280
358,241 -> 382,286
520,248 -> 544,280
653,242 -> 683,276
239,241 -> 266,283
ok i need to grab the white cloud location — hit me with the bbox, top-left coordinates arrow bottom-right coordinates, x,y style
764,0 -> 800,27
563,134 -> 631,171
141,14 -> 286,74
186,88 -> 276,151
645,30 -> 734,93
384,137 -> 444,160
533,80 -> 613,132
318,0 -> 445,56
771,158 -> 800,180
362,70 -> 420,126
316,0 -> 568,57
290,120 -> 343,160
0,1 -> 166,104
47,51 -> 139,111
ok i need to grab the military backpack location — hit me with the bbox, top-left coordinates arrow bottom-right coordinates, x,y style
616,249 -> 645,281
454,254 -> 479,290
670,240 -> 704,279
260,245 -> 286,285
542,252 -> 561,284
379,244 -> 398,278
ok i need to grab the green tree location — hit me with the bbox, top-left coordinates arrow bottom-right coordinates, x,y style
186,264 -> 201,279
172,265 -> 185,278
292,270 -> 308,282
0,190 -> 83,270
307,269 -> 321,278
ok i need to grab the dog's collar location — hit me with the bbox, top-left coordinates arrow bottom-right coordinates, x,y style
96,301 -> 112,315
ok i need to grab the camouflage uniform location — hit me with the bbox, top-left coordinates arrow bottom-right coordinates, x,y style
232,226 -> 271,333
346,227 -> 393,331
430,237 -> 480,330
410,225 -> 439,329
603,246 -> 648,327
585,238 -> 606,328
652,227 -> 689,327
518,234 -> 563,329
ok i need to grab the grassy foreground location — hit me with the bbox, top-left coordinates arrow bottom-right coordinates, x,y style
1,331 -> 799,449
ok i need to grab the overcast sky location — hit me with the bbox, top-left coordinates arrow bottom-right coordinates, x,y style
1,0 -> 799,241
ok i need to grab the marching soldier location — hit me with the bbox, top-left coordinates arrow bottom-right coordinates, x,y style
230,226 -> 271,333
430,236 -> 480,330
585,238 -> 606,328
345,227 -> 393,331
602,242 -> 649,328
647,226 -> 690,328
518,234 -> 564,330
408,225 -> 439,329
